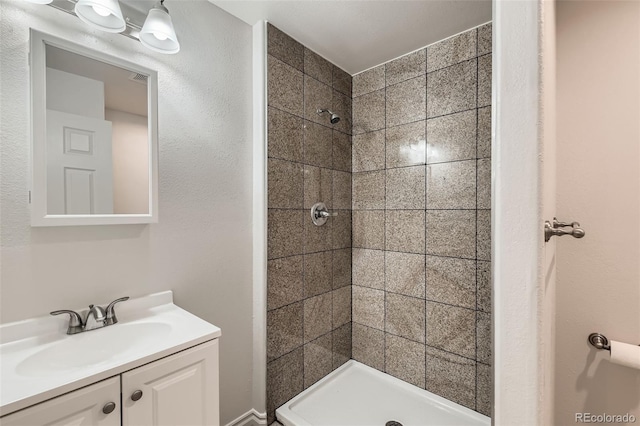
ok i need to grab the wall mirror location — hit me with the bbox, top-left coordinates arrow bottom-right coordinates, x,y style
30,30 -> 158,226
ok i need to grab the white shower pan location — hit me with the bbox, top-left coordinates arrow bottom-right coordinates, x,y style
276,360 -> 490,426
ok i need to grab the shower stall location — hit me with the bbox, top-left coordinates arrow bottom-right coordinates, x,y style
261,21 -> 492,425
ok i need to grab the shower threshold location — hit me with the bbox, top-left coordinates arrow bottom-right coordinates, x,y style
276,360 -> 490,426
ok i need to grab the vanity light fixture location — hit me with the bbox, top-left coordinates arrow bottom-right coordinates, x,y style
74,0 -> 126,33
139,0 -> 180,54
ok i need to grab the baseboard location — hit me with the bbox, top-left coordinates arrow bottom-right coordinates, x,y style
225,408 -> 267,426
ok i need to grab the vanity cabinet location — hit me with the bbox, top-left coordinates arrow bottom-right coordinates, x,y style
1,340 -> 219,426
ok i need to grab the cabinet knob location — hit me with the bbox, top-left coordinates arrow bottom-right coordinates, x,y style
131,390 -> 143,401
102,402 -> 116,414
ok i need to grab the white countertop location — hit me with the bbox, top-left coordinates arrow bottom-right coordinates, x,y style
0,291 -> 221,417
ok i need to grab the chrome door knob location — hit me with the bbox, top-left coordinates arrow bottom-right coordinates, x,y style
102,402 -> 116,414
131,390 -> 143,401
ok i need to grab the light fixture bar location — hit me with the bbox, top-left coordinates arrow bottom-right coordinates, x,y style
46,0 -> 144,41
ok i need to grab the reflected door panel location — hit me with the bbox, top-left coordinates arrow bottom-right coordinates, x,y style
46,110 -> 113,214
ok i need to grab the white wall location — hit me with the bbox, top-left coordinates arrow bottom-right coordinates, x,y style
0,1 -> 254,424
555,1 -> 640,423
46,67 -> 105,119
105,108 -> 149,214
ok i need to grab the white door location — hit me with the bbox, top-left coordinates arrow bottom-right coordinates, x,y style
122,340 -> 220,426
0,377 -> 120,426
46,109 -> 114,215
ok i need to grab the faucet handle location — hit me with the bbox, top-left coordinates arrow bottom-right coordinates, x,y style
105,297 -> 129,325
50,310 -> 84,334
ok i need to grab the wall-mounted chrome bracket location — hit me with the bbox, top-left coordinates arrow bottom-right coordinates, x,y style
544,217 -> 585,242
311,202 -> 337,226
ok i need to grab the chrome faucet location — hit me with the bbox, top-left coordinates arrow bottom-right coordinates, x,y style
51,297 -> 129,335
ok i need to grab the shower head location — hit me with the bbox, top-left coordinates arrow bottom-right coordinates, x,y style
316,108 -> 340,124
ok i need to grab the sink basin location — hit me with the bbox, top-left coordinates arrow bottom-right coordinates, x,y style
16,322 -> 171,377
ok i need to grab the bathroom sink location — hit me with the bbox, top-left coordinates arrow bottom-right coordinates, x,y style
15,322 -> 171,377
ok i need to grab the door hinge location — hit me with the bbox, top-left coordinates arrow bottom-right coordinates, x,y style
28,191 -> 31,204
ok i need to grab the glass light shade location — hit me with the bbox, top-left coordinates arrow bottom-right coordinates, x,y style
139,6 -> 180,54
24,0 -> 54,4
74,0 -> 126,33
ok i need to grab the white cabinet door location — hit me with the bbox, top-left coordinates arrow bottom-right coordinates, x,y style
0,377 -> 120,426
122,340 -> 219,426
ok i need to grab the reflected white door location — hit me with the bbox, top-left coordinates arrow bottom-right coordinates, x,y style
46,109 -> 113,214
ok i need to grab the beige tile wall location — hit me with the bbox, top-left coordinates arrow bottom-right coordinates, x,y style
351,23 -> 493,416
266,24 -> 353,425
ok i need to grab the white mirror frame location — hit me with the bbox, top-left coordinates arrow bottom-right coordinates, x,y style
30,29 -> 159,226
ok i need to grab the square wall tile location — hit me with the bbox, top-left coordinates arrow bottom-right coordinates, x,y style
304,213 -> 332,253
385,293 -> 426,343
332,90 -> 352,135
427,59 -> 477,118
426,256 -> 476,309
426,110 -> 476,164
353,248 -> 385,290
352,323 -> 384,370
427,30 -> 477,72
386,210 -> 425,254
426,160 -> 476,209
332,210 -> 352,250
426,302 -> 476,359
333,131 -> 352,172
477,311 -> 492,365
386,49 -> 426,87
353,130 -> 385,172
386,75 -> 426,128
477,210 -> 491,261
477,261 -> 491,312
304,121 -> 333,168
332,323 -> 352,369
477,107 -> 491,158
476,363 -> 493,416
304,76 -> 333,125
426,346 -> 476,410
352,285 -> 385,330
385,334 -> 426,388
267,24 -> 303,71
478,54 -> 492,107
267,302 -> 303,362
268,159 -> 304,209
352,210 -> 385,250
386,121 -> 426,168
426,210 -> 476,259
332,286 -> 351,328
333,65 -> 352,97
268,255 -> 303,311
477,159 -> 491,209
353,89 -> 386,135
304,293 -> 332,343
266,347 -> 303,422
304,333 -> 332,388
385,251 -> 425,298
333,170 -> 352,210
478,23 -> 492,56
304,251 -> 332,298
353,65 -> 385,97
304,48 -> 332,85
268,209 -> 304,259
353,171 -> 385,209
332,248 -> 352,289
268,107 -> 303,162
268,57 -> 304,117
303,166 -> 332,210
386,166 -> 426,209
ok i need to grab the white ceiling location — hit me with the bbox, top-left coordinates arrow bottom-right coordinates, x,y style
210,0 -> 492,75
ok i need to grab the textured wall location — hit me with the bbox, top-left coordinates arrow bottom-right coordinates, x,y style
0,2 -> 253,423
555,1 -> 640,423
265,24 -> 353,425
350,23 -> 493,416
